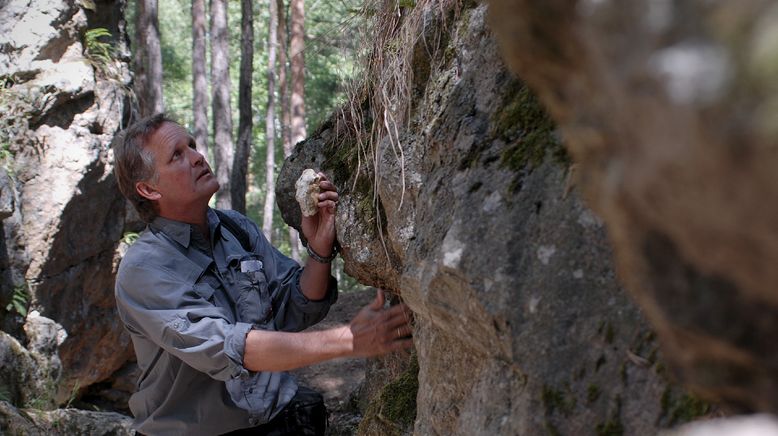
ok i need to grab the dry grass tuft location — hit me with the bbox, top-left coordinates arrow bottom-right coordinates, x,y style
334,0 -> 462,259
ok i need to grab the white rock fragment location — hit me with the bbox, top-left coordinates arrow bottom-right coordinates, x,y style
528,296 -> 541,314
537,245 -> 556,265
295,169 -> 321,217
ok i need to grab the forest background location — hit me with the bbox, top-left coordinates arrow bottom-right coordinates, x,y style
128,0 -> 364,288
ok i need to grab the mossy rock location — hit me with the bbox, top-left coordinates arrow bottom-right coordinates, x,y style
494,82 -> 569,174
660,388 -> 710,426
357,354 -> 419,436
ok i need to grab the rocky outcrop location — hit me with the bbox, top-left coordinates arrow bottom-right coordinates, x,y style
0,0 -> 136,407
278,2 -> 695,434
484,0 -> 778,413
0,400 -> 132,435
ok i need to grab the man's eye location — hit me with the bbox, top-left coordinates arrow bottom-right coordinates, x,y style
189,141 -> 196,149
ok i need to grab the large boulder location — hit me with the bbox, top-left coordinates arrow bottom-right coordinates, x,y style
278,2 -> 696,434
484,0 -> 778,413
0,0 -> 136,405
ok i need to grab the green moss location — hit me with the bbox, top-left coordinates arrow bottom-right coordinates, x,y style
604,323 -> 615,344
660,388 -> 710,426
595,354 -> 606,372
544,422 -> 562,436
619,362 -> 628,384
379,357 -> 419,424
358,354 -> 420,435
495,83 -> 569,174
595,394 -> 624,436
647,348 -> 658,365
573,366 -> 586,381
595,419 -> 624,436
587,384 -> 601,403
542,384 -> 575,417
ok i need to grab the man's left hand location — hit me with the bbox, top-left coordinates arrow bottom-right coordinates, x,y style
301,172 -> 338,257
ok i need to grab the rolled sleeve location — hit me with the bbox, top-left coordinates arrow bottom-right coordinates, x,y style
290,270 -> 338,313
224,321 -> 253,379
265,245 -> 338,331
116,263 -> 251,382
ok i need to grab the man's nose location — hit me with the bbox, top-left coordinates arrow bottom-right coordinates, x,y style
190,148 -> 205,166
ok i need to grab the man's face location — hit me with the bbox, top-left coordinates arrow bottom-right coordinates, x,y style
140,122 -> 219,215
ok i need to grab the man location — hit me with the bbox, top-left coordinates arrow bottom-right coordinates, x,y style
113,114 -> 413,435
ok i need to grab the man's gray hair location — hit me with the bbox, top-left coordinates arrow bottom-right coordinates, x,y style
113,113 -> 176,223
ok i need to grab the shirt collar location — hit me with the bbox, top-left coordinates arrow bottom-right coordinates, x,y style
149,208 -> 223,249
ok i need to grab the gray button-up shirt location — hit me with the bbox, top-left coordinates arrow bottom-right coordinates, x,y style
115,209 -> 337,435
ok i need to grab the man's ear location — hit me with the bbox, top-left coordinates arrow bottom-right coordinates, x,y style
136,181 -> 161,201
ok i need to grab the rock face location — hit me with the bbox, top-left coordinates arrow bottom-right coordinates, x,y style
278,2 -> 693,434
0,400 -> 133,435
0,0 -> 136,406
484,0 -> 778,413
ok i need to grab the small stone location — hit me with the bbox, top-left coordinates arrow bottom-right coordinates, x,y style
295,169 -> 321,217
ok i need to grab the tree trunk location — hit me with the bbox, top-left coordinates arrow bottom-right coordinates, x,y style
210,0 -> 233,209
277,0 -> 291,156
191,0 -> 209,158
288,0 -> 305,261
232,0 -> 254,215
261,0 -> 278,241
135,0 -> 164,117
289,0 -> 305,146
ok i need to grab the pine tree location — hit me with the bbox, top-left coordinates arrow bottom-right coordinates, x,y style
232,0 -> 254,214
210,0 -> 233,209
135,0 -> 164,116
262,0 -> 279,241
191,0 -> 209,158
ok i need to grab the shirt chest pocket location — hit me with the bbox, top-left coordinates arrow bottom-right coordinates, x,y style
231,258 -> 273,327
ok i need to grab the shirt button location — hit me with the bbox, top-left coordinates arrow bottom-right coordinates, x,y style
249,417 -> 259,426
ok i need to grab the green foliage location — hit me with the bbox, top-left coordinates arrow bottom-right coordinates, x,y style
65,381 -> 81,409
122,231 -> 140,245
78,0 -> 97,11
84,28 -> 115,76
0,142 -> 11,162
0,77 -> 37,164
131,0 -> 364,260
5,283 -> 29,318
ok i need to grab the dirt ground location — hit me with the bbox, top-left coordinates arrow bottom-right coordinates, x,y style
292,288 -> 376,435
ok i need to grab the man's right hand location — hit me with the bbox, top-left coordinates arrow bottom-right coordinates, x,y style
244,289 -> 414,372
348,289 -> 414,357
